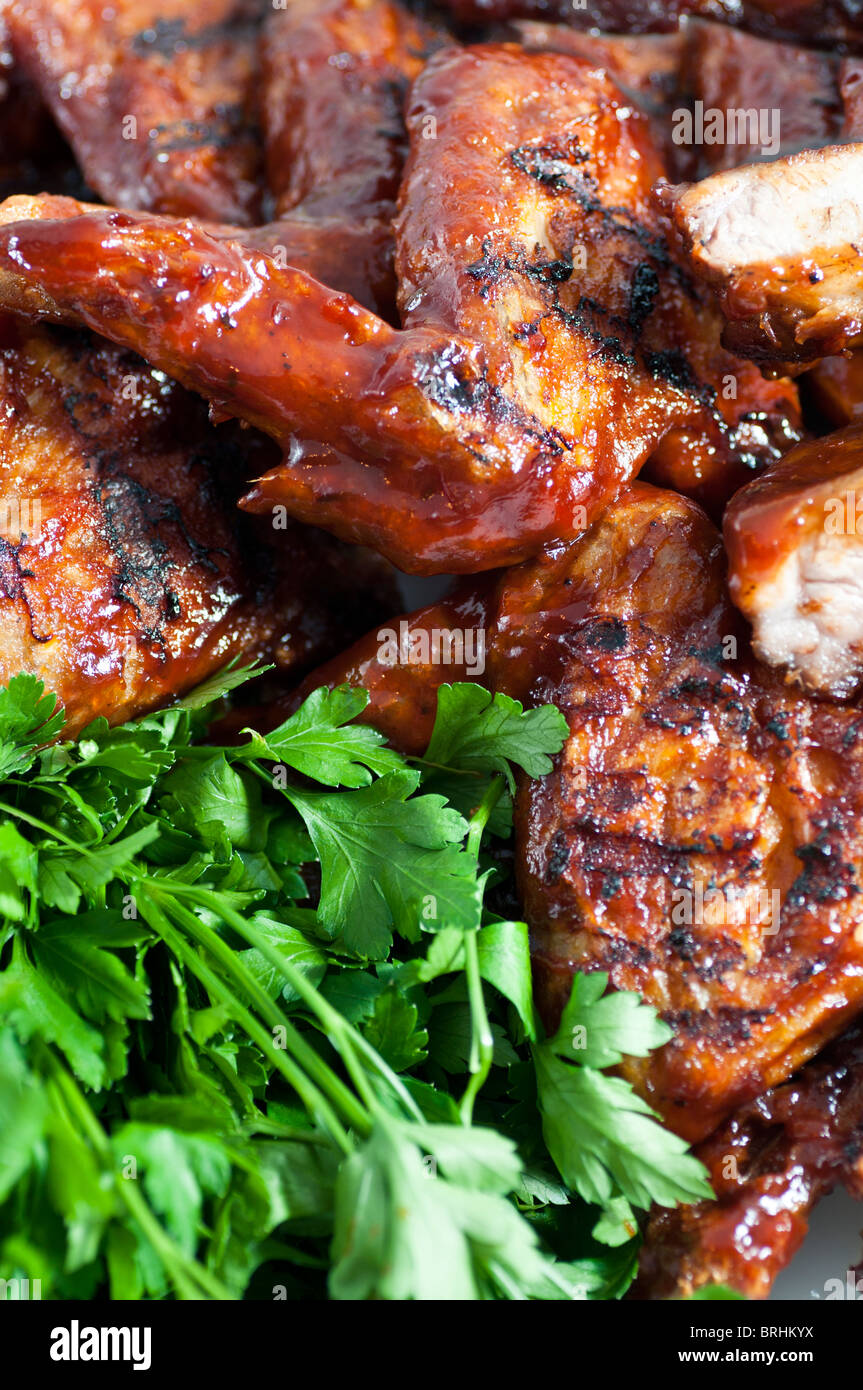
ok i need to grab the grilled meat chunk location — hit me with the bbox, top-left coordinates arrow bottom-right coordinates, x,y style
3,0 -> 263,225
512,22 -> 686,170
725,423 -> 863,699
512,485 -> 863,1142
0,46 -> 800,572
633,1021 -> 863,1299
0,317 -> 394,735
658,145 -> 863,363
240,0 -> 448,316
804,352 -> 863,427
682,19 -> 842,175
261,0 -> 442,224
3,0 -> 443,315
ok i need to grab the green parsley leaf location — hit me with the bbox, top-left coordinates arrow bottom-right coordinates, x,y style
244,685 -> 404,788
361,990 -> 428,1072
534,1044 -> 713,1210
286,770 -> 480,957
423,684 -> 568,789
554,970 -> 672,1068
0,673 -> 65,778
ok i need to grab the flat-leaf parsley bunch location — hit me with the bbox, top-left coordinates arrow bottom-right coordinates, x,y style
0,668 -> 712,1300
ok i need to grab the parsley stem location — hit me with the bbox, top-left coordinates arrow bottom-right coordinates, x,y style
140,886 -> 369,1143
191,891 -> 425,1124
460,776 -> 505,1124
466,775 -> 505,858
0,797 -> 87,852
39,1046 -> 233,1301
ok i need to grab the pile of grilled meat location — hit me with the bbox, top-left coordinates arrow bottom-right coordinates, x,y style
3,0 -> 863,1299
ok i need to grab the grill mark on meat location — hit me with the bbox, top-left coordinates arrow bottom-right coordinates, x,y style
130,14 -> 260,58
147,110 -> 257,156
0,536 -> 49,642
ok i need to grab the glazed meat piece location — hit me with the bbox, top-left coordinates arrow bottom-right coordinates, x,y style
633,1021 -> 863,1299
3,0 -> 263,225
0,46 -> 801,572
510,484 -> 863,1142
0,316 -> 395,735
3,0 -> 444,316
804,352 -> 863,427
658,145 -> 863,363
240,0 -> 448,316
512,22 -> 686,170
260,0 -> 442,224
724,423 -> 863,699
682,20 -> 841,175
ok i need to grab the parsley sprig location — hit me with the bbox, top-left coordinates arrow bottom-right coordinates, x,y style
0,669 -> 712,1300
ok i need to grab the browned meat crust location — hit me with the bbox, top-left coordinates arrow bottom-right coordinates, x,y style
439,0 -> 863,49
681,19 -> 842,174
0,46 -> 800,572
0,316 -> 395,734
633,1021 -> 863,1299
3,0 -> 264,225
657,145 -> 863,363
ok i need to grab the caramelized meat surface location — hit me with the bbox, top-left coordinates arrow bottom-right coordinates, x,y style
3,0 -> 442,315
446,0 -> 863,46
633,1021 -> 863,1299
0,317 -> 394,735
682,19 -> 841,174
804,352 -> 863,427
0,46 -> 800,572
725,423 -> 863,699
3,0 -> 263,225
510,485 -> 863,1142
244,0 -> 447,314
658,145 -> 863,362
261,0 -> 442,224
512,22 -> 687,171
441,0 -> 863,46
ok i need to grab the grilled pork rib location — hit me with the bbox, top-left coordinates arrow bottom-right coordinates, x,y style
634,1020 -> 863,1299
658,145 -> 863,363
2,0 -> 264,225
0,317 -> 394,735
0,45 -> 800,572
725,423 -> 863,699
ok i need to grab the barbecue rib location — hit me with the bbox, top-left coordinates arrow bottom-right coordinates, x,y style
681,19 -> 842,175
633,1021 -> 863,1299
3,0 -> 445,316
514,484 -> 863,1141
724,423 -> 863,699
2,0 -> 264,225
658,145 -> 863,363
0,45 -> 800,572
0,317 -> 394,735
